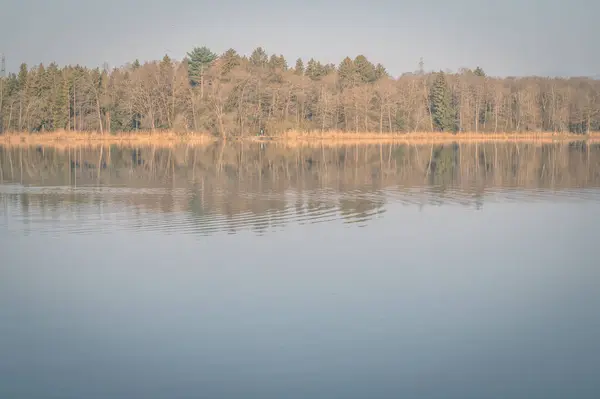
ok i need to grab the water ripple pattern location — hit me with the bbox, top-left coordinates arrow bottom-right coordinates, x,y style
2,183 -> 600,237
2,142 -> 600,236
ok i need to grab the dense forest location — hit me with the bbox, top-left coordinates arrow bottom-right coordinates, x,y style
0,46 -> 598,137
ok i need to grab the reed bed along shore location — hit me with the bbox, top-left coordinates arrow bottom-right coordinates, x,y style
1,130 -> 215,147
2,130 -> 599,148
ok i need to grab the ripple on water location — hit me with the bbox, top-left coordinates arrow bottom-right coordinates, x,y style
1,183 -> 600,237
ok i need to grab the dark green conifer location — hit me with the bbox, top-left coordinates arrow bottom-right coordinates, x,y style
294,58 -> 304,75
430,71 -> 456,132
186,46 -> 217,85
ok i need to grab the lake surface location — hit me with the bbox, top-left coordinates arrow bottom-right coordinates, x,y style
1,142 -> 600,399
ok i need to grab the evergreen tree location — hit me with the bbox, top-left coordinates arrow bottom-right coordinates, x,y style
5,73 -> 19,97
53,72 -> 70,130
249,47 -> 268,68
430,71 -> 455,131
269,54 -> 287,70
324,63 -> 336,74
45,63 -> 62,129
161,54 -> 172,67
279,55 -> 288,70
338,57 -> 356,88
305,58 -> 326,80
23,64 -> 49,130
186,46 -> 217,85
17,63 -> 28,91
374,63 -> 388,80
474,66 -> 486,77
220,49 -> 241,75
132,59 -> 141,69
294,58 -> 304,75
353,55 -> 376,83
26,64 -> 42,99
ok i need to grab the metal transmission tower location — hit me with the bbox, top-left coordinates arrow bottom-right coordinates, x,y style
0,53 -> 5,77
0,53 -> 4,134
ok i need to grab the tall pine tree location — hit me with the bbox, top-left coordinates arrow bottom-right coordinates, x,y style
294,58 -> 304,75
338,57 -> 356,88
353,55 -> 376,83
430,71 -> 455,132
53,71 -> 70,130
220,49 -> 241,76
249,47 -> 268,68
186,46 -> 217,86
305,58 -> 326,80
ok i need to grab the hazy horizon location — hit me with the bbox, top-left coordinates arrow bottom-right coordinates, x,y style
1,0 -> 599,78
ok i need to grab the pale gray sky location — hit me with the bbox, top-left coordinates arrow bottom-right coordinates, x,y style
1,0 -> 598,77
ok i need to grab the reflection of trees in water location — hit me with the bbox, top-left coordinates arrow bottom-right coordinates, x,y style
1,142 -> 600,234
339,195 -> 386,225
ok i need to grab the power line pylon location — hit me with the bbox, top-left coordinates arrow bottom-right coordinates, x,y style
0,53 -> 6,77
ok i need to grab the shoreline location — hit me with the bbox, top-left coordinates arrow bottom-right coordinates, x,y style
2,131 -> 599,147
1,131 -> 215,146
251,131 -> 600,146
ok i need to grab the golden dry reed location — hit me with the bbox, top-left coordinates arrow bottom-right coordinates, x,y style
1,130 -> 215,147
2,129 -> 599,148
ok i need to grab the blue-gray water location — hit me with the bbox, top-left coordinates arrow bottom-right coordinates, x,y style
1,142 -> 600,399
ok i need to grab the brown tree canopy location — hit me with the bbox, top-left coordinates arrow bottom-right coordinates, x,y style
0,48 -> 598,136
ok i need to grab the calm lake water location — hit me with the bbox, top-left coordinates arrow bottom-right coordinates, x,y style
1,142 -> 600,399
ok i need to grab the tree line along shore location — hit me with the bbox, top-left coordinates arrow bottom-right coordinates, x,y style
0,46 -> 598,141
